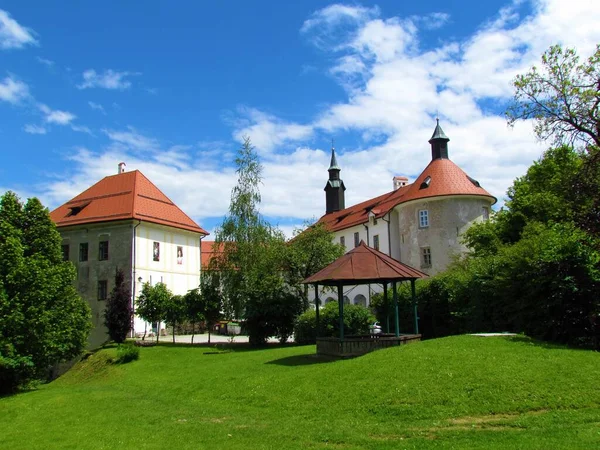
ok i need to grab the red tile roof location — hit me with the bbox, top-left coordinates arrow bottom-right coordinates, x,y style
50,170 -> 208,234
317,158 -> 496,232
303,241 -> 428,285
201,240 -> 224,269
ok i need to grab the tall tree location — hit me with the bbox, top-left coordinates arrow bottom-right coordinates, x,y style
135,282 -> 172,343
0,192 -> 91,393
213,136 -> 271,319
286,222 -> 345,310
507,44 -> 600,149
103,268 -> 133,344
164,295 -> 186,343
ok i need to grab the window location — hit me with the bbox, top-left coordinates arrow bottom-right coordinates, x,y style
421,247 -> 432,268
99,240 -> 109,261
340,236 -> 345,247
61,244 -> 69,261
373,234 -> 380,251
354,232 -> 360,247
373,217 -> 378,225
97,280 -> 108,300
153,242 -> 160,262
79,243 -> 88,262
482,207 -> 490,221
419,209 -> 429,228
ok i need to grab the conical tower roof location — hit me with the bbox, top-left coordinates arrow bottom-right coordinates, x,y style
429,118 -> 449,142
328,146 -> 340,171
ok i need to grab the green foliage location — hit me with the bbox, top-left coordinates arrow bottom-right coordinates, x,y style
286,222 -> 345,310
164,294 -> 186,343
0,192 -> 91,393
135,282 -> 172,343
507,44 -> 600,149
293,302 -> 375,343
213,138 -> 304,345
103,268 -> 132,344
115,344 -> 139,364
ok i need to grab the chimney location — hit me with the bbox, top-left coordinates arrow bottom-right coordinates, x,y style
118,162 -> 126,174
393,176 -> 408,190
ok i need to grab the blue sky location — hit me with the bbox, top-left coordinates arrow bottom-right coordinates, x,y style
1,1 -> 599,237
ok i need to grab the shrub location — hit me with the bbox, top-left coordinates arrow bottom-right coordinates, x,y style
293,302 -> 375,343
115,344 -> 140,364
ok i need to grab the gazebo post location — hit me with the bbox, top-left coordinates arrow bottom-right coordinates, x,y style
383,282 -> 389,333
337,282 -> 344,340
393,281 -> 400,337
411,279 -> 419,334
314,284 -> 320,337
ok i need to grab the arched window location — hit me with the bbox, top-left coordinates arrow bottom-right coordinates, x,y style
325,297 -> 335,304
343,296 -> 350,305
354,294 -> 367,307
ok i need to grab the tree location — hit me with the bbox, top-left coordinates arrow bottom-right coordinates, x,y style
212,136 -> 271,320
103,268 -> 133,344
507,44 -> 600,149
135,282 -> 172,343
285,222 -> 345,310
164,295 -> 185,344
0,192 -> 91,393
196,273 -> 223,344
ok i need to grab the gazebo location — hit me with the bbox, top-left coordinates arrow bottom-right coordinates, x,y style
302,241 -> 428,357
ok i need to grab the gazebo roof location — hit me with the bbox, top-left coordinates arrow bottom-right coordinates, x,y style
302,241 -> 428,286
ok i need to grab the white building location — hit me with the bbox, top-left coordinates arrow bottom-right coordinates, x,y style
50,163 -> 208,347
313,121 -> 496,306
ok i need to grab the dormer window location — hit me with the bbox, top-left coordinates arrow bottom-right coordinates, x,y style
420,176 -> 431,190
467,175 -> 481,187
66,201 -> 91,217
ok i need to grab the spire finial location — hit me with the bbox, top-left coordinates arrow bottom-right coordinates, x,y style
328,142 -> 340,171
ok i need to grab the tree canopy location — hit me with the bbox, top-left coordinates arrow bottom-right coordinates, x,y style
103,268 -> 133,344
507,44 -> 600,149
0,192 -> 91,393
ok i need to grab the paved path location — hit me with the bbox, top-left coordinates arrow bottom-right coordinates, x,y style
154,334 -> 279,344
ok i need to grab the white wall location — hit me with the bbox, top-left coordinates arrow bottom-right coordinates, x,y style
132,222 -> 202,334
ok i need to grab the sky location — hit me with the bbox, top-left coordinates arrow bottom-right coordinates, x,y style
1,0 -> 599,238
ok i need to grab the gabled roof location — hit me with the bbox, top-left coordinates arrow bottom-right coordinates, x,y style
317,158 -> 496,232
302,241 -> 428,286
50,170 -> 208,234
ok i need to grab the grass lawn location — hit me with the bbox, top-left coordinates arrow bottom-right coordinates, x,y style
1,335 -> 599,449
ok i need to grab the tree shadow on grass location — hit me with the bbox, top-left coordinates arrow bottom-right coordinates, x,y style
266,354 -> 339,367
507,335 -> 594,352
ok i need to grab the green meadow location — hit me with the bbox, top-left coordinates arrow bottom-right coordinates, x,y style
1,335 -> 599,449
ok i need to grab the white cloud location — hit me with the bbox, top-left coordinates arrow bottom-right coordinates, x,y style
38,103 -> 76,125
0,9 -> 37,49
71,125 -> 94,135
103,126 -> 160,150
232,107 -> 313,154
77,69 -> 139,90
88,101 -> 106,114
23,124 -> 47,135
36,56 -> 54,67
0,76 -> 29,104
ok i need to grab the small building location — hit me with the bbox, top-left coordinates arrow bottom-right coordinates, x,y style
50,163 -> 208,347
312,121 -> 496,306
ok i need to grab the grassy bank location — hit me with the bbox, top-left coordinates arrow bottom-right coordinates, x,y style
1,335 -> 599,449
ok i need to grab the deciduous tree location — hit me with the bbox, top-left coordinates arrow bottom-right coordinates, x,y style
0,192 -> 91,393
136,282 -> 172,343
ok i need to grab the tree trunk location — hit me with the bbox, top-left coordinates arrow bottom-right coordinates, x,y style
156,324 -> 160,344
142,322 -> 147,341
172,321 -> 176,344
208,326 -> 211,344
191,322 -> 195,345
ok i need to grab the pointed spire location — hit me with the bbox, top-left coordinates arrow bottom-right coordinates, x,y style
429,118 -> 450,160
328,145 -> 340,171
429,118 -> 449,142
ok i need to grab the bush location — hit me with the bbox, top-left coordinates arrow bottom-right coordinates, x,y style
293,302 -> 375,343
115,344 -> 140,364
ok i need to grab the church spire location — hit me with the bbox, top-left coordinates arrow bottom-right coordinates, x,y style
429,118 -> 450,160
324,143 -> 346,214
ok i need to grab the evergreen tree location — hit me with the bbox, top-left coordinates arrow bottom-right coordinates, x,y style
103,268 -> 132,344
0,192 -> 91,393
